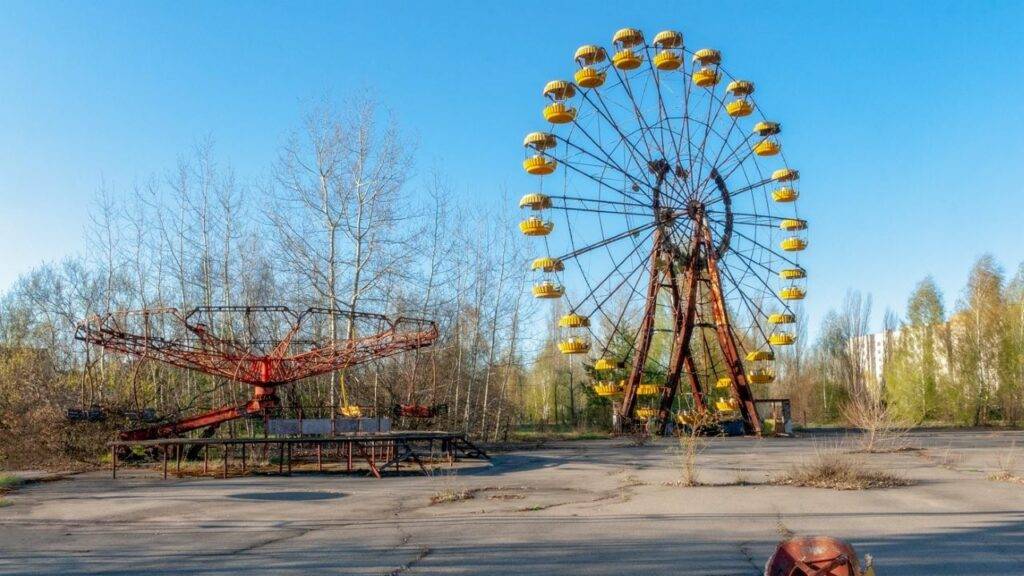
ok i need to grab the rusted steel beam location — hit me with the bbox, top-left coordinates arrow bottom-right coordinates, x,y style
657,231 -> 704,433
702,218 -> 762,435
682,353 -> 706,413
620,229 -> 664,424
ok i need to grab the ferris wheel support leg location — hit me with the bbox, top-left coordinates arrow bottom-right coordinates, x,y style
682,353 -> 707,413
702,228 -> 762,436
656,236 -> 703,435
619,232 -> 665,427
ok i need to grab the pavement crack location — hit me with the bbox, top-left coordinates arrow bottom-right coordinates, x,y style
386,546 -> 432,575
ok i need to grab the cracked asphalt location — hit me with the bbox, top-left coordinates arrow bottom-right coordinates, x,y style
2,429 -> 1023,575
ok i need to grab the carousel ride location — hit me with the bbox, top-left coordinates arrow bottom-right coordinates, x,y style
519,27 -> 808,434
76,306 -> 438,440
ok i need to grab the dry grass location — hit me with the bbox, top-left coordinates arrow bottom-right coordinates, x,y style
672,411 -> 716,487
774,446 -> 913,490
842,394 -> 912,453
988,441 -> 1024,484
429,487 -> 476,505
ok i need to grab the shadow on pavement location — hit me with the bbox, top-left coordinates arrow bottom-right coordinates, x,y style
228,490 -> 344,501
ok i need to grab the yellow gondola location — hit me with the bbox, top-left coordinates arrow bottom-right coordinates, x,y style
531,256 -> 564,272
780,219 -> 807,232
612,49 -> 642,70
779,286 -> 806,300
716,377 -> 732,389
558,313 -> 590,328
612,27 -> 645,47
780,237 -> 808,252
779,267 -> 806,280
542,80 -> 575,101
753,139 -> 781,156
746,350 -> 775,361
768,313 -> 796,325
557,337 -> 590,355
519,216 -> 553,236
748,369 -> 775,384
635,407 -> 657,420
772,187 -> 799,202
726,80 -> 754,96
652,30 -> 683,49
692,48 -> 721,66
575,67 -> 606,88
769,332 -> 796,346
753,121 -> 781,136
532,281 -> 564,299
636,384 -> 661,396
716,397 -> 739,412
574,45 -> 607,65
523,131 -> 557,151
594,382 -> 622,397
772,168 -> 800,182
518,193 -> 552,210
692,68 -> 720,87
523,155 -> 557,175
675,411 -> 694,425
726,99 -> 753,117
593,357 -> 618,371
653,50 -> 682,70
543,102 -> 576,124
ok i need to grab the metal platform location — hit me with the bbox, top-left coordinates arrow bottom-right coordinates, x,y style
109,431 -> 490,480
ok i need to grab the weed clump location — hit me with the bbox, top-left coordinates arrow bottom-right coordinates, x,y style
775,448 -> 912,490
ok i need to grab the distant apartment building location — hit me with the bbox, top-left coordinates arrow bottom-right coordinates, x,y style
850,329 -> 899,392
850,320 -> 955,395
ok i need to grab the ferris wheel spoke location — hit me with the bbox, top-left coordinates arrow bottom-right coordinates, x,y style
594,258 -> 650,356
549,161 -> 650,208
642,46 -> 684,178
712,144 -> 762,185
690,78 -> 728,193
708,210 -> 788,222
580,89 -> 661,184
555,221 -> 658,261
703,177 -> 774,206
552,204 -> 653,218
697,131 -> 758,205
725,225 -> 802,269
723,245 -> 797,314
555,134 -> 654,202
578,240 -> 653,319
611,64 -> 670,169
554,194 -> 651,210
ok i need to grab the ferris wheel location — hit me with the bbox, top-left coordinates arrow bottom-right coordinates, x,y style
518,28 -> 807,434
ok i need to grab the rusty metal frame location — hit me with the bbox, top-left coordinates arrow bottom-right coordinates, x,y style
77,306 -> 438,441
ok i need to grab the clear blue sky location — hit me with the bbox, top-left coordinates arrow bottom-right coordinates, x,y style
2,1 -> 1022,335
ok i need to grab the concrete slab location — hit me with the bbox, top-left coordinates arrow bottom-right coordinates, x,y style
1,429 -> 1022,574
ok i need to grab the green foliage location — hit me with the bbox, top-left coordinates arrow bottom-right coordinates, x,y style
0,475 -> 24,490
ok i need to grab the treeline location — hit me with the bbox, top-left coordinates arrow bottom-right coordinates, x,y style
0,98 -> 538,468
777,256 -> 1024,426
